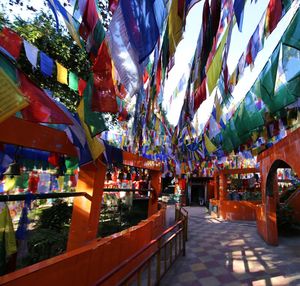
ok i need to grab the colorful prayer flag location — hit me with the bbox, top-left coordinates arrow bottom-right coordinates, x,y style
0,69 -> 29,124
0,27 -> 22,60
24,40 -> 38,69
56,61 -> 68,85
40,51 -> 54,77
68,72 -> 78,91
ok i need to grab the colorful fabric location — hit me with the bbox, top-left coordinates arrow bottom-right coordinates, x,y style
233,0 -> 246,32
153,0 -> 167,33
106,5 -> 142,96
79,0 -> 98,41
0,202 -> 17,275
193,78 -> 206,113
168,0 -> 184,57
0,27 -> 22,59
68,72 -> 78,91
265,0 -> 282,36
40,51 -> 54,77
19,71 -> 72,124
204,133 -> 217,154
282,8 -> 300,51
24,40 -> 38,69
0,69 -> 29,124
83,76 -> 108,137
0,53 -> 17,83
121,0 -> 159,63
56,61 -> 68,85
77,99 -> 105,161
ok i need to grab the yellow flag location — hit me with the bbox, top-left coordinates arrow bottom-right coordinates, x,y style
206,24 -> 230,94
77,100 -> 105,161
214,92 -> 222,123
0,69 -> 29,124
168,0 -> 183,56
204,134 -> 217,154
56,61 -> 68,85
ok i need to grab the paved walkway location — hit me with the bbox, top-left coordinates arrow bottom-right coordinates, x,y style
161,207 -> 300,286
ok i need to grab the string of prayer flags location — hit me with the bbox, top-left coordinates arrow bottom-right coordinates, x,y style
56,61 -> 68,85
0,69 -> 29,124
23,40 -> 38,69
40,51 -> 54,78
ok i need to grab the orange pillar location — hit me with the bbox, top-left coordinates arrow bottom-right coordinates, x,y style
148,170 -> 161,217
213,172 -> 219,199
67,160 -> 106,251
219,172 -> 227,202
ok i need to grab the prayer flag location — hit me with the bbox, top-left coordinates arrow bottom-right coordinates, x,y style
265,0 -> 282,36
120,0 -> 159,63
56,61 -> 68,85
233,0 -> 246,32
0,69 -> 28,124
106,6 -> 142,96
204,133 -> 217,154
0,27 -> 22,60
77,99 -> 105,161
24,40 -> 38,69
19,71 -> 72,124
40,51 -> 54,77
68,72 -> 79,91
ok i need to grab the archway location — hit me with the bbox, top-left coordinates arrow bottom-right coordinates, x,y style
257,128 -> 300,245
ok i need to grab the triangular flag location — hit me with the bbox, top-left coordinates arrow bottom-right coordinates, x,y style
68,72 -> 78,91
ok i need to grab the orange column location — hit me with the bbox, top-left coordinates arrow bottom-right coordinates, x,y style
219,172 -> 227,202
148,170 -> 161,217
213,172 -> 219,199
67,160 -> 106,251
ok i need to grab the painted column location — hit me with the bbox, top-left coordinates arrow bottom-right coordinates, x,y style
67,160 -> 106,251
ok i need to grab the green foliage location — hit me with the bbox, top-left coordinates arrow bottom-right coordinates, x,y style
18,227 -> 69,268
38,199 -> 72,231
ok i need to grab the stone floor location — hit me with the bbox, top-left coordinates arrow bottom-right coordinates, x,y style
161,207 -> 300,286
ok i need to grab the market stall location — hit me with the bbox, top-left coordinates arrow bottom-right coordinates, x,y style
210,168 -> 261,220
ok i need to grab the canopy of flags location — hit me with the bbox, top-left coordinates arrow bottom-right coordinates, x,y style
0,0 -> 299,176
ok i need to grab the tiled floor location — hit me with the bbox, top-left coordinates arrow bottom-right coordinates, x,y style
161,207 -> 300,286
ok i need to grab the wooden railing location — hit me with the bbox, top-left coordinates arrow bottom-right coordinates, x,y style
94,207 -> 188,286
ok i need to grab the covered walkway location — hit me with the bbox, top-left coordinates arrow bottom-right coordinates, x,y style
161,207 -> 300,286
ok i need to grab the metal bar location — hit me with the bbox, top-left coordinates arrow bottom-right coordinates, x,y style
147,259 -> 151,286
103,188 -> 153,193
0,192 -> 89,202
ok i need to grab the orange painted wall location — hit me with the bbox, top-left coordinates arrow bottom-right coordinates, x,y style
0,208 -> 166,286
219,201 -> 260,221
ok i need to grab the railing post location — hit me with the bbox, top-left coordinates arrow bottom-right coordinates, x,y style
156,238 -> 161,285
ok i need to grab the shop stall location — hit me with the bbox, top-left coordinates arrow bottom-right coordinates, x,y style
210,168 -> 261,220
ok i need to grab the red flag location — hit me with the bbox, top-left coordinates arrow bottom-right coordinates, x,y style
265,0 -> 282,35
0,27 -> 22,59
92,41 -> 118,113
193,78 -> 207,112
78,78 -> 87,96
19,72 -> 73,124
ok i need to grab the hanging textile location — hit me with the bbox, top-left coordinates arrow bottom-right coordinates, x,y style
92,41 -> 118,113
120,0 -> 159,63
0,53 -> 17,83
78,78 -> 87,96
282,8 -> 300,50
206,23 -> 230,94
68,72 -> 79,91
204,133 -> 217,154
106,5 -> 142,96
193,78 -> 207,113
168,0 -> 184,57
77,99 -> 105,161
23,40 -> 38,69
0,27 -> 22,60
0,69 -> 29,124
56,61 -> 68,85
265,0 -> 282,36
19,71 -> 73,124
233,0 -> 246,32
40,51 -> 54,77
154,0 -> 167,34
0,202 -> 17,275
82,75 -> 108,136
79,0 -> 98,41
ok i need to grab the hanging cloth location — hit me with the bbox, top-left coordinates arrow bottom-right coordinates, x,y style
56,61 -> 68,85
40,51 -> 54,77
0,27 -> 22,60
23,40 -> 38,69
0,202 -> 17,275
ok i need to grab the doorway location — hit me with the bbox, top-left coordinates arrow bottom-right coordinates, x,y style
191,185 -> 205,206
